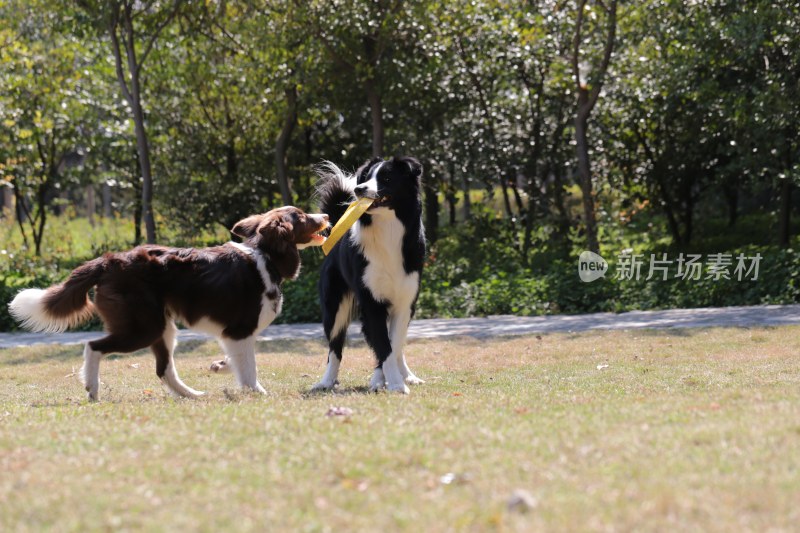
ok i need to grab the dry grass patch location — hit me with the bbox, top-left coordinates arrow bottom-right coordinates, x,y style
1,327 -> 799,532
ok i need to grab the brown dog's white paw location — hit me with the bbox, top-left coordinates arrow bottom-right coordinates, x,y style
209,359 -> 230,373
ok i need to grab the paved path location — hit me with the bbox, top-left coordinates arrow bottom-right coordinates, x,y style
1,304 -> 798,349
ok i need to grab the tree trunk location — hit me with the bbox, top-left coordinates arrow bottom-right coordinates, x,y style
723,182 -> 738,228
550,165 -> 570,241
109,9 -> 158,244
523,204 -> 534,266
86,185 -> 96,226
571,0 -> 616,254
275,86 -> 297,205
648,161 -> 682,245
12,185 -> 29,247
33,175 -> 52,257
447,194 -> 456,225
654,171 -> 682,245
424,175 -> 439,244
133,158 -> 143,246
683,198 -> 694,246
226,136 -> 238,185
364,78 -> 383,158
1,186 -> 12,217
510,175 -> 524,215
523,162 -> 541,263
130,99 -> 156,243
663,202 -> 683,246
779,179 -> 792,248
102,181 -> 112,218
461,171 -> 471,221
447,161 -> 457,224
499,173 -> 513,219
575,107 -> 599,253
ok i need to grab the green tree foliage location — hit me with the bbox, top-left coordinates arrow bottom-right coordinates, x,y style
0,0 -> 102,255
73,0 -> 183,244
606,0 -> 800,247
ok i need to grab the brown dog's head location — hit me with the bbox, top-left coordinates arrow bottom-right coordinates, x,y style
231,206 -> 329,280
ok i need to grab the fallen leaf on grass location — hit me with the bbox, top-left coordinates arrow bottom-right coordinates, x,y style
507,489 -> 538,513
142,390 -> 153,396
596,364 -> 609,370
129,363 -> 140,369
314,497 -> 328,510
340,478 -> 369,491
439,473 -> 456,485
440,472 -> 472,485
452,392 -> 462,397
326,406 -> 353,418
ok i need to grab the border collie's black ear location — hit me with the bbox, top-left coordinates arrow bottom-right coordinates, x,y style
231,215 -> 263,239
355,157 -> 383,182
397,156 -> 422,182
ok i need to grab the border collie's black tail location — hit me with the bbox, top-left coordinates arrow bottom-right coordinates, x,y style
314,162 -> 356,226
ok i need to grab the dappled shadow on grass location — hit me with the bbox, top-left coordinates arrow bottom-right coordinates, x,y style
560,327 -> 708,341
633,328 -> 699,338
256,338 -> 327,356
0,338 -> 329,368
2,345 -> 86,366
300,385 -> 372,398
28,398 -> 86,408
175,340 -> 212,354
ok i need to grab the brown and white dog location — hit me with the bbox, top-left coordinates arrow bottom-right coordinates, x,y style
8,206 -> 328,401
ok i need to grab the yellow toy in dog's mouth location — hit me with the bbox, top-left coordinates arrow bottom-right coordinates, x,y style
321,197 -> 375,255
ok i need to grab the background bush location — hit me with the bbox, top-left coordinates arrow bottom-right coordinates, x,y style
3,214 -> 798,332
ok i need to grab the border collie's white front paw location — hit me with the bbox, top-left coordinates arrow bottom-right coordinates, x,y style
369,368 -> 386,392
386,381 -> 410,394
311,379 -> 336,392
404,374 -> 425,385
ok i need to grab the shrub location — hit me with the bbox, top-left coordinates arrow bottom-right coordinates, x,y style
2,214 -> 799,332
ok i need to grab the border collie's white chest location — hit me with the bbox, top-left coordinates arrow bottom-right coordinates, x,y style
351,216 -> 420,309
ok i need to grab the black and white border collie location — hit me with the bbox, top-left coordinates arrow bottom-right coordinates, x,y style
312,156 -> 426,394
8,206 -> 328,401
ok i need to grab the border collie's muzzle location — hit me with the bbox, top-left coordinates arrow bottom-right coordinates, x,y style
354,185 -> 391,208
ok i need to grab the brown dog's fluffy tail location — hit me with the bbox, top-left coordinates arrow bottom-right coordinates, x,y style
8,258 -> 104,333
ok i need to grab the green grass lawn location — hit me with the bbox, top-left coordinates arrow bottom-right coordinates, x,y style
1,327 -> 799,532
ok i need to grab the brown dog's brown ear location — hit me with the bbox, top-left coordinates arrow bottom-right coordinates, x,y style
231,215 -> 263,239
259,218 -> 294,242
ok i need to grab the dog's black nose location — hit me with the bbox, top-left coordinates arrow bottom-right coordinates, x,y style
354,184 -> 368,194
